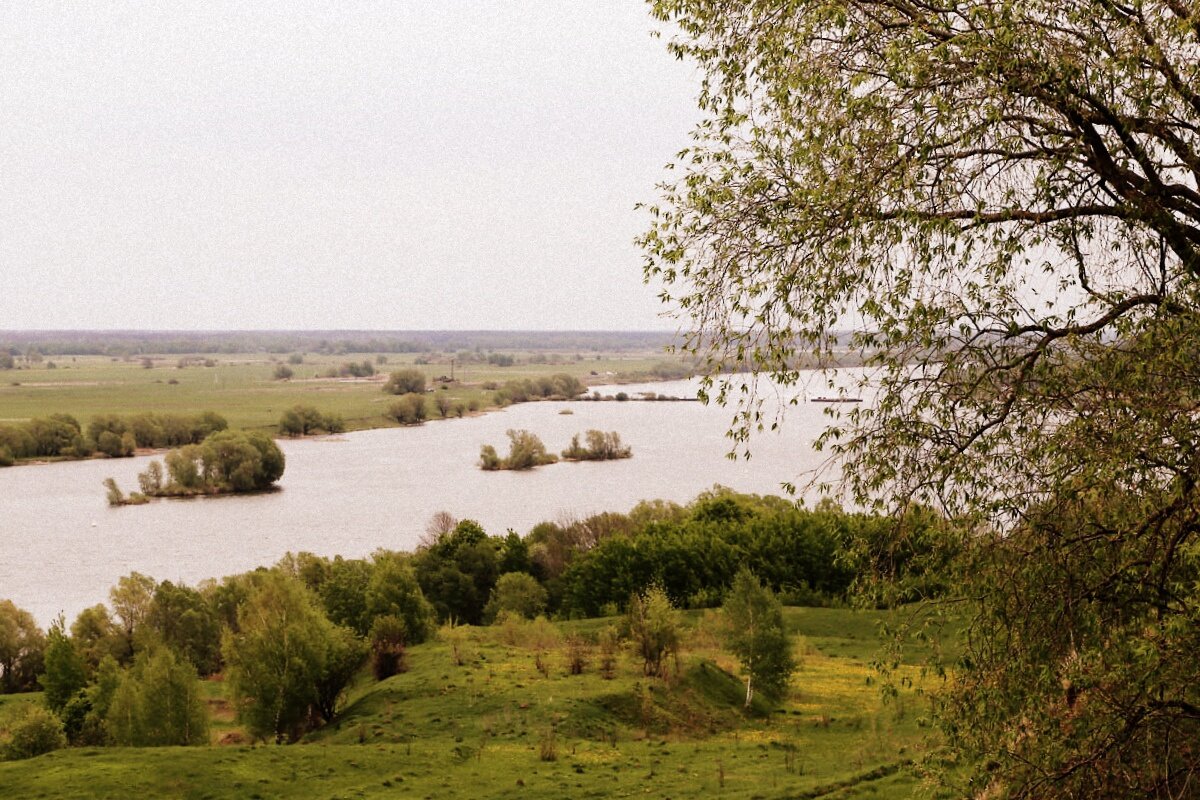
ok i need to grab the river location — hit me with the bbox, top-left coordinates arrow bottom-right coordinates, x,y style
0,374 -> 867,626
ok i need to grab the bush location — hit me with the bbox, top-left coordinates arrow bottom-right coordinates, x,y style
479,429 -> 558,471
386,393 -> 427,425
370,615 -> 410,680
1,704 -> 66,760
627,586 -> 680,679
383,369 -> 425,395
561,430 -> 632,461
273,364 -> 294,380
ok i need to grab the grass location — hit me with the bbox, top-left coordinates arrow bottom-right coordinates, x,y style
0,350 -> 684,435
0,607 -> 952,799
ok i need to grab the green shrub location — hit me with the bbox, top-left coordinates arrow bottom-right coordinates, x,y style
1,704 -> 66,760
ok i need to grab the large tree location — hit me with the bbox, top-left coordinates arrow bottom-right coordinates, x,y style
222,573 -> 361,743
645,2 -> 1200,797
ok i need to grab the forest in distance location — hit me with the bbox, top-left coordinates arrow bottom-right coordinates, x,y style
0,330 -> 684,358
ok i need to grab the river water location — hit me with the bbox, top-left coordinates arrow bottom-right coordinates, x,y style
0,374 -> 866,626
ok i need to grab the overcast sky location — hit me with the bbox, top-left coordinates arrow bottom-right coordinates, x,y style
0,2 -> 699,331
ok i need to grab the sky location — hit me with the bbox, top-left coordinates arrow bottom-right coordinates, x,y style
0,2 -> 700,331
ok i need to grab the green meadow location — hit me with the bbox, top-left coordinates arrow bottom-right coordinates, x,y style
0,350 -> 679,434
0,607 -> 947,799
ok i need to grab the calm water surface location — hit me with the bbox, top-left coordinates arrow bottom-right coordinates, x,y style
1,375 -> 866,625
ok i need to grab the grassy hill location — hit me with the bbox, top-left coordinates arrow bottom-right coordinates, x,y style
0,607 -> 948,799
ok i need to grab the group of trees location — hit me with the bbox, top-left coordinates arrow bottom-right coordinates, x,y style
646,1 -> 1200,795
558,493 -> 956,616
410,491 -> 952,623
277,405 -> 345,436
491,374 -> 585,405
0,411 -> 228,466
107,430 -> 285,504
4,488 -> 920,760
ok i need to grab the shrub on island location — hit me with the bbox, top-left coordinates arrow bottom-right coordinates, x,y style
561,430 -> 632,461
480,429 -> 558,471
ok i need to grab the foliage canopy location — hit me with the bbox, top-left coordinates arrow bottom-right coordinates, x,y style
646,1 -> 1200,796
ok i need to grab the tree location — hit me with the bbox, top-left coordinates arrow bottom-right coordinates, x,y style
105,647 -> 209,746
644,2 -> 1200,796
109,572 -> 156,646
723,569 -> 794,708
383,368 -> 426,395
626,586 -> 679,679
319,556 -> 374,635
201,430 -> 284,491
484,572 -> 548,622
39,617 -> 87,713
414,522 -> 499,625
367,555 -> 436,639
145,581 -> 222,675
0,600 -> 45,694
222,573 -> 339,742
312,625 -> 367,723
497,530 -> 533,575
70,605 -> 127,669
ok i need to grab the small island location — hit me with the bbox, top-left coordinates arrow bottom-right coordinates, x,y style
560,430 -> 632,462
480,429 -> 632,471
105,430 -> 285,505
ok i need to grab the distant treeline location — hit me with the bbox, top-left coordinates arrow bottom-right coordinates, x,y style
0,330 -> 680,357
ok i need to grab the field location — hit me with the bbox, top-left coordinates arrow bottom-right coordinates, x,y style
0,349 -> 685,435
0,607 -> 950,800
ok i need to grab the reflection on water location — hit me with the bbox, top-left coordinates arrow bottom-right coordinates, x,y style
0,375 -> 863,625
